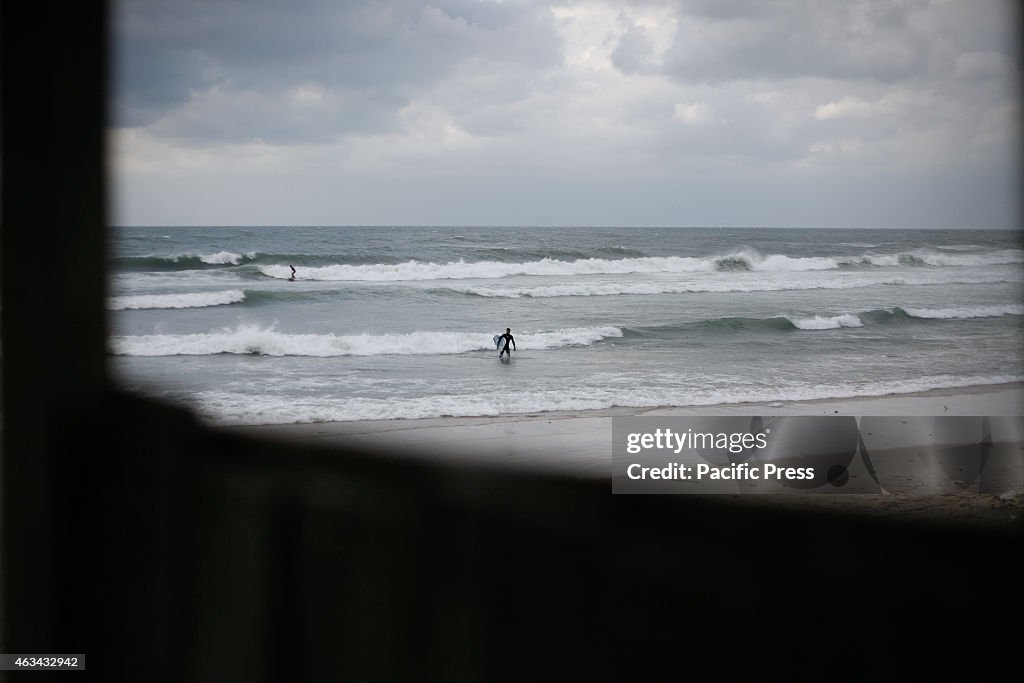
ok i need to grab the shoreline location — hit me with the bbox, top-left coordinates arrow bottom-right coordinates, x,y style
223,381 -> 1024,432
220,382 -> 1023,525
222,381 -> 1023,463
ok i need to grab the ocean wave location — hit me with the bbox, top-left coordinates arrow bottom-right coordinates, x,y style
934,244 -> 989,251
631,314 -> 864,336
108,289 -> 246,310
714,249 -> 840,272
902,304 -> 1024,319
259,256 -> 711,281
199,250 -> 250,265
855,249 -> 1024,268
185,374 -> 1024,425
109,325 -> 623,357
629,304 -> 1022,338
119,246 -> 1024,280
446,271 -> 1021,298
115,251 -> 256,270
255,248 -> 849,282
788,314 -> 863,330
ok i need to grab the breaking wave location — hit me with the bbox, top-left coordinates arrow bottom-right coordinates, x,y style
108,289 -> 246,310
445,271 -> 1020,298
110,325 -> 623,357
115,252 -> 257,270
902,304 -> 1024,319
256,249 -> 849,281
854,249 -> 1024,268
186,374 -> 1024,425
788,314 -> 864,330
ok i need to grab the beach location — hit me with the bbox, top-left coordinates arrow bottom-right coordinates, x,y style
221,382 -> 1024,525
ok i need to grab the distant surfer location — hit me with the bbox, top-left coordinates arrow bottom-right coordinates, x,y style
289,265 -> 296,281
498,328 -> 516,359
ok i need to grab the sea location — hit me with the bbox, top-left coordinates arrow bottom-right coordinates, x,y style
108,226 -> 1024,426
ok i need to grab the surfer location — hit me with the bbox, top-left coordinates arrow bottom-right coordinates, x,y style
289,265 -> 296,281
498,328 -> 516,358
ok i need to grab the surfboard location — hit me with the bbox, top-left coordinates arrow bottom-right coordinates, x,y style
494,334 -> 508,358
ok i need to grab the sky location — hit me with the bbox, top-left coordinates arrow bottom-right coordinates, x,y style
110,0 -> 1022,228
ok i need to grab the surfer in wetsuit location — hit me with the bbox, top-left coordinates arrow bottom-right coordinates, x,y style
289,265 -> 296,281
499,328 -> 516,358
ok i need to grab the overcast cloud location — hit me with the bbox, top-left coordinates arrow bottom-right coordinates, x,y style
111,0 -> 1021,228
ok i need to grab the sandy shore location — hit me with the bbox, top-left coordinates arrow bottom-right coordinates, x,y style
222,384 -> 1024,525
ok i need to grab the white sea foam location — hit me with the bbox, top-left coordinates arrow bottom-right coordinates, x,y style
185,374 -> 1024,425
789,314 -> 863,330
903,304 -> 1024,319
108,289 -> 246,310
256,247 -> 1024,282
934,244 -> 987,251
750,252 -> 839,271
110,325 -> 623,357
199,250 -> 248,265
857,254 -> 902,267
916,249 -> 1024,266
256,249 -> 849,282
259,256 -> 710,281
449,271 -> 1020,298
157,250 -> 249,265
858,249 -> 1024,268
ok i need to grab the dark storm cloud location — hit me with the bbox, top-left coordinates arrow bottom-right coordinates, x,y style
111,0 -> 1021,227
114,0 -> 562,142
